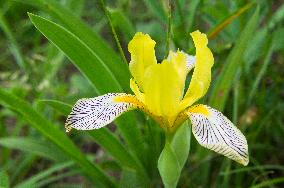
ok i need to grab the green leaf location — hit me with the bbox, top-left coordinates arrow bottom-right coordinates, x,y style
186,0 -> 200,32
16,0 -> 130,91
0,171 -> 9,188
14,161 -> 75,188
170,122 -> 191,168
158,123 -> 191,188
0,11 -> 27,71
29,12 -> 144,162
119,168 -> 139,188
209,6 -> 260,111
109,8 -> 135,41
37,99 -> 72,115
248,34 -> 274,104
158,141 -> 181,188
0,89 -> 115,187
0,137 -> 67,162
28,13 -> 121,94
208,3 -> 253,39
40,99 -> 150,185
144,0 -> 167,23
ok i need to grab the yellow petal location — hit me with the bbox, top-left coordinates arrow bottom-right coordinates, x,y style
143,58 -> 185,124
168,51 -> 188,85
179,30 -> 214,110
130,78 -> 145,103
128,32 -> 157,91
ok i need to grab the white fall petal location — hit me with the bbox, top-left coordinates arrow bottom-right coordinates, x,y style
188,105 -> 249,166
65,93 -> 136,132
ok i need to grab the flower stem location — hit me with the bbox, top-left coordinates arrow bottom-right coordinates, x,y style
100,0 -> 128,65
165,0 -> 172,58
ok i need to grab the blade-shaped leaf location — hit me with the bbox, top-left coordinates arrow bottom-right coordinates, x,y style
14,161 -> 75,188
209,6 -> 260,111
40,99 -> 150,185
0,89 -> 115,187
0,137 -> 67,162
15,0 -> 130,91
0,171 -> 9,188
29,13 -> 121,94
29,13 -> 144,161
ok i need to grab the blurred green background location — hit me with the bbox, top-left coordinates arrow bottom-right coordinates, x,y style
0,0 -> 284,187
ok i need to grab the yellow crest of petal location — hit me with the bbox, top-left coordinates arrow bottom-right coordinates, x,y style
179,30 -> 214,110
128,32 -> 157,91
188,105 -> 209,116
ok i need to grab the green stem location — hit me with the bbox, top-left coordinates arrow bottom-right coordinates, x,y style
100,0 -> 128,65
165,0 -> 172,58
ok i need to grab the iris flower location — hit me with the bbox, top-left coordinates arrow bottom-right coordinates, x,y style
65,30 -> 249,166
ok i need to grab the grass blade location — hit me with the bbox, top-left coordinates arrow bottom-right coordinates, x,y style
15,0 -> 131,91
109,9 -> 135,41
209,6 -> 260,111
0,171 -> 9,188
0,137 -> 67,162
40,99 -> 150,184
28,13 -> 122,94
100,0 -> 128,65
37,99 -> 71,115
0,11 -> 27,72
144,0 -> 167,23
14,161 -> 74,188
208,3 -> 253,39
247,39 -> 274,104
0,89 -> 116,187
250,177 -> 284,188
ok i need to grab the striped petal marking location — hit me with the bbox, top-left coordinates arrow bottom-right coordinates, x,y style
187,105 -> 249,166
65,93 -> 137,132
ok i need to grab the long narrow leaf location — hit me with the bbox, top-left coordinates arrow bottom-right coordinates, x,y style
29,13 -> 122,94
209,6 -> 260,111
0,137 -> 67,162
40,99 -> 150,185
208,3 -> 253,39
28,13 -> 144,160
0,11 -> 27,71
15,0 -> 130,91
0,89 -> 116,187
14,161 -> 74,188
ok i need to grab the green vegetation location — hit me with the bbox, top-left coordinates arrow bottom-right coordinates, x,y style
0,0 -> 283,187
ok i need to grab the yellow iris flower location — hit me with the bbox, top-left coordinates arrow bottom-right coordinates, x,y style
66,30 -> 249,166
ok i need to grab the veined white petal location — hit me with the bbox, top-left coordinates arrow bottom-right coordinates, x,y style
65,93 -> 136,132
187,105 -> 249,166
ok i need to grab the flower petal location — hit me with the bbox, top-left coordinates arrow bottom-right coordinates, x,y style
143,60 -> 183,121
180,31 -> 214,110
185,54 -> 196,72
187,104 -> 249,166
130,78 -> 145,103
128,32 -> 157,91
167,51 -> 196,73
65,93 -> 139,132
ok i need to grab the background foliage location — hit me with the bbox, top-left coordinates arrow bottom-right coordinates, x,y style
0,0 -> 284,187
